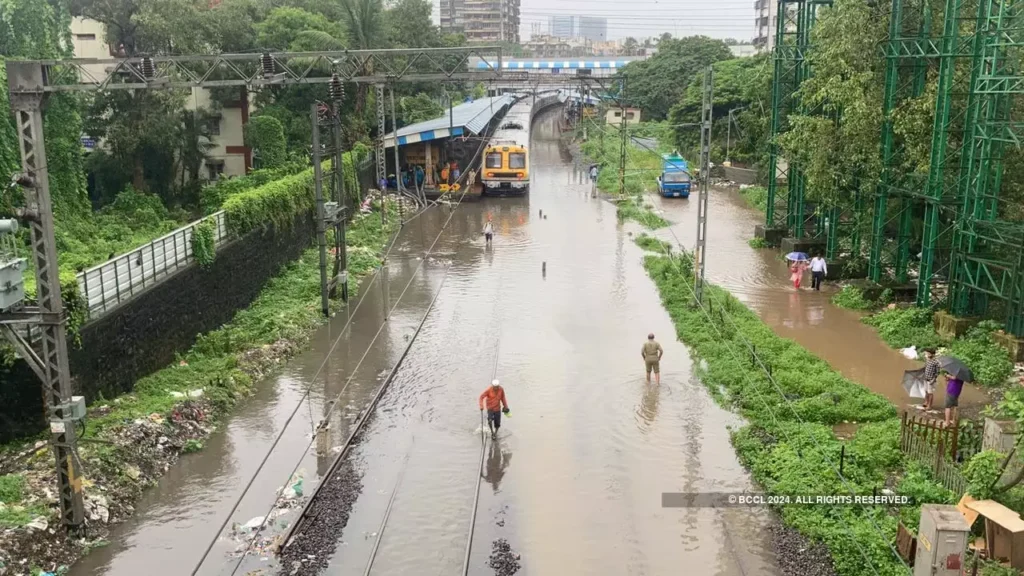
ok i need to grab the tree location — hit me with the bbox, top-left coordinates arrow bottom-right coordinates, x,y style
256,6 -> 342,50
340,0 -> 385,117
617,35 -> 733,121
1,0 -> 89,220
777,0 -> 890,208
668,55 -> 771,166
399,93 -> 443,126
622,37 -> 638,56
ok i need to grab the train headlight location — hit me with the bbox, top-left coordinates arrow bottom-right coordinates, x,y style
487,172 -> 495,177
517,173 -> 524,179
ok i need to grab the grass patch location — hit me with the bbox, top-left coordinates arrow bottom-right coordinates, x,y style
0,473 -> 25,503
831,285 -> 875,311
643,252 -> 909,575
748,237 -> 768,249
617,197 -> 669,229
738,185 -> 768,213
634,233 -> 672,253
0,473 -> 46,528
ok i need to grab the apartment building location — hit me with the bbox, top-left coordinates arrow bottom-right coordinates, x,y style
70,17 -> 252,180
754,0 -> 797,51
440,0 -> 521,44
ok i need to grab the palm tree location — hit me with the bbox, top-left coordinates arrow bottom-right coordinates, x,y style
340,0 -> 385,115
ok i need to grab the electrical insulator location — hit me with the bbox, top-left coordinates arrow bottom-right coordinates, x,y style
261,52 -> 274,78
141,57 -> 154,79
329,73 -> 344,103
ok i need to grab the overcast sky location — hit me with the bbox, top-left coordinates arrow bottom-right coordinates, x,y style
432,0 -> 756,43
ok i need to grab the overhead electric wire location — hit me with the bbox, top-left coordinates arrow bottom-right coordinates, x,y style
191,186 -> 469,576
215,93 -> 539,575
585,116 -> 910,574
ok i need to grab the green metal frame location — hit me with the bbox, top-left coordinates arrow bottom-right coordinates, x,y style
765,0 -> 834,237
948,0 -> 1024,334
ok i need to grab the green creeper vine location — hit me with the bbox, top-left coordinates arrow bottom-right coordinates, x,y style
190,219 -> 216,268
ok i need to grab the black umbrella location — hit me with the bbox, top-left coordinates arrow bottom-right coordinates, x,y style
937,356 -> 973,382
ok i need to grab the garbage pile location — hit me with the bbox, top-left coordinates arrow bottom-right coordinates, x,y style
228,471 -> 307,560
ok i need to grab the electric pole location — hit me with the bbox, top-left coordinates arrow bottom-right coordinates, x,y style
618,80 -> 628,198
694,66 -> 714,305
311,102 -> 329,317
376,84 -> 387,225
4,64 -> 85,530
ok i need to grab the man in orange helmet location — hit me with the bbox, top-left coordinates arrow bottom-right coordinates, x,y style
479,379 -> 509,439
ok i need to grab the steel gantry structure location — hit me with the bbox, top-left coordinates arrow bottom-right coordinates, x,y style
3,45 -> 522,531
761,0 -> 832,244
764,0 -> 1024,335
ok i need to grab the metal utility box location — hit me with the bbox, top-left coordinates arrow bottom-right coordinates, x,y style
914,504 -> 970,576
0,256 -> 27,310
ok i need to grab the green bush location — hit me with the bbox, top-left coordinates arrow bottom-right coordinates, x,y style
244,115 -> 288,170
748,237 -> 768,249
832,285 -> 875,311
964,450 -> 1006,500
199,160 -> 306,214
739,185 -> 768,213
191,219 -> 216,268
947,321 -> 1014,387
862,306 -> 943,349
222,169 -> 316,236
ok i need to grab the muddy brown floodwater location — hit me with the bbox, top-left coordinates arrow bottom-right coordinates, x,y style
69,108 -> 943,576
644,185 -> 987,414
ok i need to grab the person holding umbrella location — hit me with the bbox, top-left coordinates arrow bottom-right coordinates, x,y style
786,252 -> 809,289
936,356 -> 973,427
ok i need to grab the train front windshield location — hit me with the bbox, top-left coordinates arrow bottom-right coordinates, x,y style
509,153 -> 526,169
485,153 -> 503,169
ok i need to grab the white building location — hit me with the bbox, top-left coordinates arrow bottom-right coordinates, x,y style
754,0 -> 798,52
606,107 -> 641,126
71,17 -> 252,180
729,44 -> 758,58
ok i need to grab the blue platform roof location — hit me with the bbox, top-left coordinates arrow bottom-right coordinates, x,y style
475,58 -> 641,70
384,94 -> 515,149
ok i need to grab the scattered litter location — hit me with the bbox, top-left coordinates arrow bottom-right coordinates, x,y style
900,346 -> 918,360
85,494 -> 110,524
147,413 -> 165,425
26,517 -> 48,531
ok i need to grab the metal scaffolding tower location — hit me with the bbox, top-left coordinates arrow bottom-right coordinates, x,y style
762,0 -> 831,243
948,0 -> 1024,335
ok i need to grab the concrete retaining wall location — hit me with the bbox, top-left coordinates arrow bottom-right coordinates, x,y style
0,211 -> 315,442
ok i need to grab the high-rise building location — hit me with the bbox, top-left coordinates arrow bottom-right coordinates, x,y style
440,0 -> 521,44
546,15 -> 607,42
578,16 -> 607,42
754,0 -> 796,51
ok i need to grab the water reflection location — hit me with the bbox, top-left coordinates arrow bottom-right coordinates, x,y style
636,383 -> 660,434
483,438 -> 512,494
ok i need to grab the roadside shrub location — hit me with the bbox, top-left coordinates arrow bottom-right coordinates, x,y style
862,306 -> 942,349
191,219 -> 216,268
832,285 -> 875,311
946,321 -> 1014,387
964,450 -> 1006,500
222,169 -> 316,236
739,185 -> 768,212
244,115 -> 288,170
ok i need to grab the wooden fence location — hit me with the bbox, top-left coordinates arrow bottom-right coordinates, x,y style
899,411 -> 984,497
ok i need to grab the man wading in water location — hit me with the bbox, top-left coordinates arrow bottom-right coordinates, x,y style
483,217 -> 494,245
642,333 -> 664,385
479,379 -> 509,439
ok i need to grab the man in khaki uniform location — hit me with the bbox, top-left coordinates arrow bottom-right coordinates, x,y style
642,333 -> 664,384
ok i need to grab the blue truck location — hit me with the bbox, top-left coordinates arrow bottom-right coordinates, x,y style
657,154 -> 692,198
